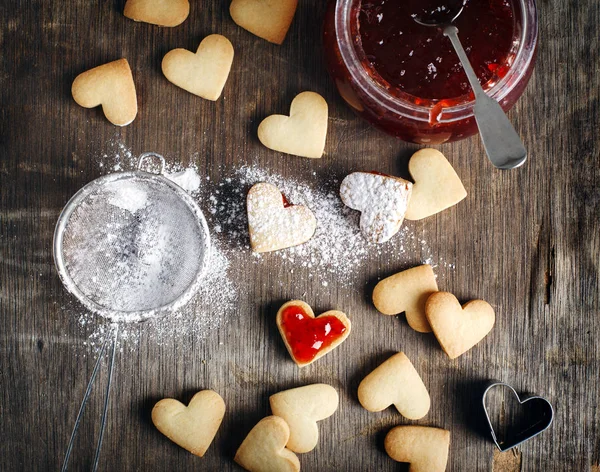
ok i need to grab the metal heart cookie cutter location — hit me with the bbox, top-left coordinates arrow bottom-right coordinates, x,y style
482,380 -> 554,452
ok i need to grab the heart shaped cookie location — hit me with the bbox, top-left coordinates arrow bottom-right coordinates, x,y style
71,58 -> 137,126
151,390 -> 225,457
405,148 -> 467,221
372,265 -> 439,333
235,416 -> 300,472
162,34 -> 234,101
385,425 -> 450,472
340,172 -> 412,243
358,352 -> 430,419
230,0 -> 298,44
269,383 -> 339,453
247,182 -> 316,253
277,300 -> 351,367
258,91 -> 328,158
124,0 -> 189,27
426,291 -> 495,359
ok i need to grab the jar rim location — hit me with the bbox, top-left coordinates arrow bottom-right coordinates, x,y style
334,0 -> 538,123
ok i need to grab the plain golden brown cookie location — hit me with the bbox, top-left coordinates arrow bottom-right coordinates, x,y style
269,383 -> 339,453
426,291 -> 495,359
258,91 -> 328,158
230,0 -> 298,44
124,0 -> 190,27
247,182 -> 316,252
372,264 -> 439,332
234,416 -> 300,472
385,425 -> 450,472
151,390 -> 225,457
162,34 -> 234,101
71,58 -> 137,126
358,352 -> 430,419
405,148 -> 467,220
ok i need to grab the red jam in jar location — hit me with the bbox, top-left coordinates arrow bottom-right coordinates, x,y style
279,305 -> 347,364
323,0 -> 538,143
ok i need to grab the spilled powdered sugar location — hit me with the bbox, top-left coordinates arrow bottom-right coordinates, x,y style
204,165 -> 440,288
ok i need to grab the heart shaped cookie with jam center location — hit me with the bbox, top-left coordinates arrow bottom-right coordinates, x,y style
372,264 -> 439,333
235,416 -> 300,472
426,291 -> 495,359
162,34 -> 234,101
269,383 -> 339,453
405,148 -> 467,221
124,0 -> 189,27
247,182 -> 316,253
358,352 -> 430,419
230,0 -> 298,44
277,300 -> 351,367
258,91 -> 328,158
340,172 -> 412,243
151,390 -> 225,457
71,58 -> 137,126
385,425 -> 450,472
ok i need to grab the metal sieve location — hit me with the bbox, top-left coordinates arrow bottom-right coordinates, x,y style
54,152 -> 211,470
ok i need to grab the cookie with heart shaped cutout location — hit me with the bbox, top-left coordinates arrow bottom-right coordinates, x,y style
340,172 -> 412,243
230,0 -> 298,44
277,300 -> 351,367
358,352 -> 430,420
258,91 -> 328,158
269,383 -> 339,453
71,58 -> 137,126
162,34 -> 234,101
372,264 -> 439,333
405,148 -> 467,220
235,416 -> 300,472
151,390 -> 225,457
426,291 -> 495,359
124,0 -> 189,27
247,182 -> 316,252
385,425 -> 450,472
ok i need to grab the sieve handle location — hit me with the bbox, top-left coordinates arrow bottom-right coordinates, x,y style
61,325 -> 119,472
138,152 -> 166,175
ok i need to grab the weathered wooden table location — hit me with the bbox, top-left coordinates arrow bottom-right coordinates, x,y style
1,0 -> 599,470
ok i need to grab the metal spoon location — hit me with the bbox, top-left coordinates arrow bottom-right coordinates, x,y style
413,2 -> 527,169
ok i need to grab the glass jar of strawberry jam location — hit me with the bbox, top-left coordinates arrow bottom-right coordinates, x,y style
323,0 -> 538,144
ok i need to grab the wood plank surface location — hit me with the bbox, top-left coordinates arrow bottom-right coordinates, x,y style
1,0 -> 599,470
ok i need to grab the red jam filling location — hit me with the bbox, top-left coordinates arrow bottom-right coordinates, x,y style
357,0 -> 517,100
281,194 -> 292,208
280,305 -> 347,363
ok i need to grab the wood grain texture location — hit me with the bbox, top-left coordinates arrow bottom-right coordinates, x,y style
1,0 -> 599,470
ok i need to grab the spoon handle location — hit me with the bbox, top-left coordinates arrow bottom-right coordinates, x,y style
443,25 -> 527,169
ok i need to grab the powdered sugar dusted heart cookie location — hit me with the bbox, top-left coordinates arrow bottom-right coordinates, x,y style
405,148 -> 467,220
124,0 -> 189,27
426,291 -> 495,359
71,58 -> 137,126
162,34 -> 234,101
247,182 -> 316,253
372,264 -> 439,333
230,0 -> 298,44
151,390 -> 225,457
269,383 -> 339,453
385,425 -> 450,472
235,416 -> 300,472
258,91 -> 328,159
358,352 -> 430,419
340,172 -> 412,243
277,300 -> 351,367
